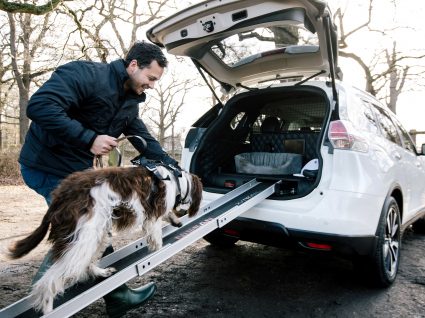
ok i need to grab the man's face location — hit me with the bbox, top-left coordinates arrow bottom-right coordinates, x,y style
126,59 -> 164,95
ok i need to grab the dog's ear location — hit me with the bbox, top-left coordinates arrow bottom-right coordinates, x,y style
187,174 -> 203,217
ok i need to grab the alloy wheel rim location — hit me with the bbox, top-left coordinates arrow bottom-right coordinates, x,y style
383,205 -> 400,278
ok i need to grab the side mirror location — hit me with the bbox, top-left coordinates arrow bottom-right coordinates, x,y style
422,144 -> 425,155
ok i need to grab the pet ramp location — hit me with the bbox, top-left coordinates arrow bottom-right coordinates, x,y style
0,178 -> 279,318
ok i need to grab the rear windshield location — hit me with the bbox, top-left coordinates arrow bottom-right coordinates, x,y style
211,24 -> 319,67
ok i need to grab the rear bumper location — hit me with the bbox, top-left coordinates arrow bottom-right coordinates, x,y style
212,217 -> 378,256
202,186 -> 385,236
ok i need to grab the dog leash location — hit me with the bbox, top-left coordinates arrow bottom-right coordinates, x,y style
93,135 -> 147,169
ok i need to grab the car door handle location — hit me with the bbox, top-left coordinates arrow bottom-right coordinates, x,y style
393,152 -> 401,160
416,162 -> 421,167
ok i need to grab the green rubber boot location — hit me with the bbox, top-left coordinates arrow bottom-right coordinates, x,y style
102,245 -> 156,318
104,282 -> 157,318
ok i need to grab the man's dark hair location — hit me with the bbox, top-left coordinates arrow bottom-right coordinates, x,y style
124,41 -> 168,69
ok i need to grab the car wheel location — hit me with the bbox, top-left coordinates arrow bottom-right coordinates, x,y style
412,217 -> 425,234
355,196 -> 401,287
204,231 -> 238,248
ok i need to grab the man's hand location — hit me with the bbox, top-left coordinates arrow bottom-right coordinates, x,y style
90,135 -> 118,155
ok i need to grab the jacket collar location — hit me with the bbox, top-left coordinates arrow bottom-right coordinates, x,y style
110,59 -> 146,103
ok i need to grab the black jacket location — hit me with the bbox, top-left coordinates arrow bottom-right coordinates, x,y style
19,59 -> 177,177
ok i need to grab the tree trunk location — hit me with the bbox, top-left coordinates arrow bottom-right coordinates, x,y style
171,124 -> 175,158
388,69 -> 397,114
8,12 -> 34,144
19,92 -> 29,144
158,118 -> 165,146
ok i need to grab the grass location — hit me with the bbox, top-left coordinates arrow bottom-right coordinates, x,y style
0,149 -> 23,185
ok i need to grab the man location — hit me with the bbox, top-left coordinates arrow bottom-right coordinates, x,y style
19,41 -> 178,317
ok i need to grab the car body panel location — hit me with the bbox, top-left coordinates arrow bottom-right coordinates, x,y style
201,186 -> 384,236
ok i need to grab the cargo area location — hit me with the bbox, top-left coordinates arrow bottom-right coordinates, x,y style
190,86 -> 330,199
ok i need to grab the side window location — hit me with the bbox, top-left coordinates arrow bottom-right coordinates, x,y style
372,106 -> 402,147
252,114 -> 266,133
349,99 -> 379,134
363,102 -> 379,134
230,112 -> 246,130
391,116 -> 417,154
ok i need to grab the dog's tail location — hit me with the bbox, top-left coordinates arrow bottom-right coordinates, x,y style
7,206 -> 53,259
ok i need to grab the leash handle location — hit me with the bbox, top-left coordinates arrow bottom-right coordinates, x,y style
93,135 -> 147,169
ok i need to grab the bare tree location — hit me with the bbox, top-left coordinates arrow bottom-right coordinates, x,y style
379,41 -> 425,113
62,0 -> 176,61
8,11 -> 58,144
143,65 -> 199,158
0,43 -> 16,149
333,0 -> 425,113
0,18 -> 13,117
0,0 -> 72,15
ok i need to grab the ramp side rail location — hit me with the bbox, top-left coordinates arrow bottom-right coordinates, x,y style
0,179 -> 278,318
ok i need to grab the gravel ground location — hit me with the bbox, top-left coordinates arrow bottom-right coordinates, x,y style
1,185 -> 424,317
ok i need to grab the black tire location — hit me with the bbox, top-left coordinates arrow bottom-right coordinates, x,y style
355,196 -> 401,287
412,217 -> 425,234
204,232 -> 238,248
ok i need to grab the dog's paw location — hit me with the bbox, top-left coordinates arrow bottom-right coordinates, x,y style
165,211 -> 184,228
171,220 -> 183,228
32,292 -> 53,315
149,243 -> 163,251
174,209 -> 187,218
92,266 -> 116,278
101,267 -> 117,277
147,239 -> 163,251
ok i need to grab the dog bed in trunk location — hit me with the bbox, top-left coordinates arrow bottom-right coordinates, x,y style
235,152 -> 302,175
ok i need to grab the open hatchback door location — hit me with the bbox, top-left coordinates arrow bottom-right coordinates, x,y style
146,0 -> 340,91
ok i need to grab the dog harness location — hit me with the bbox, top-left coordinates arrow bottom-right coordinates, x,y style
131,156 -> 190,208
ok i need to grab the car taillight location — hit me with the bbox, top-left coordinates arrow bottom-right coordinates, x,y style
328,120 -> 369,153
305,242 -> 332,251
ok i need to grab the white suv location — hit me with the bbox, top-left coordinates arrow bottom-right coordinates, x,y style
147,0 -> 425,286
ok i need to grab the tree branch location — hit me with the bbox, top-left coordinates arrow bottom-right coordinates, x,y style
0,0 -> 71,15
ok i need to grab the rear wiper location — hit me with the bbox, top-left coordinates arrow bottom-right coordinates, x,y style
295,70 -> 326,86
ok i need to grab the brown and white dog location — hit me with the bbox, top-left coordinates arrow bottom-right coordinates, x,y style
7,165 -> 202,314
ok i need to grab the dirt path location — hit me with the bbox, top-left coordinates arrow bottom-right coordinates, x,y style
1,186 -> 424,317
